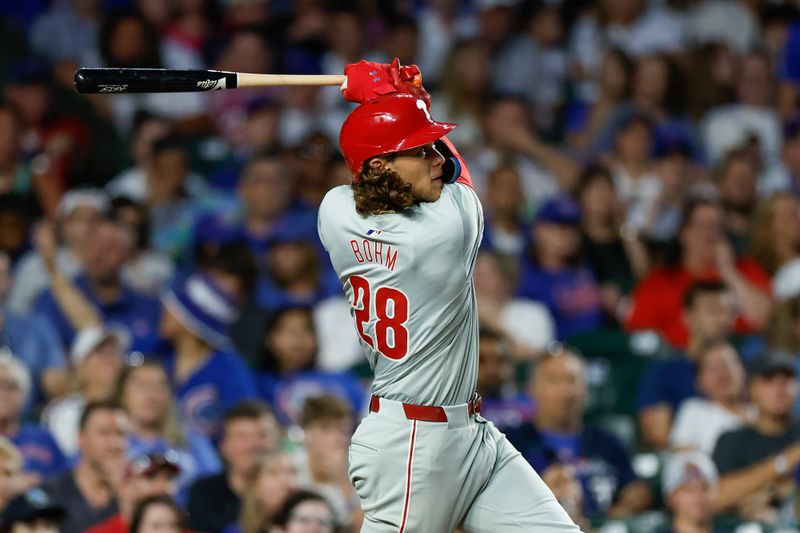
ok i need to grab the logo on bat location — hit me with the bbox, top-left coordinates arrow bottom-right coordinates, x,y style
98,84 -> 128,93
197,78 -> 227,90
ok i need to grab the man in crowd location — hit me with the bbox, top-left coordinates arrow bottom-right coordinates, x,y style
507,347 -> 652,521
34,218 -> 161,353
186,401 -> 280,533
661,451 -> 721,533
298,394 -> 361,531
637,281 -> 735,450
40,401 -> 128,533
85,452 -> 181,533
712,352 -> 800,526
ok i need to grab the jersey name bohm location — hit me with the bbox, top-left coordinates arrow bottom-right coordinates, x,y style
349,238 -> 398,271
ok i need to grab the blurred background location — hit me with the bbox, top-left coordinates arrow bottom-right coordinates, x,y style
0,0 -> 799,532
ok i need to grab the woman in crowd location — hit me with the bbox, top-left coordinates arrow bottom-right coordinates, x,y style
270,489 -> 338,533
576,164 -> 649,322
116,358 -> 221,497
226,449 -> 299,533
258,306 -> 365,426
750,192 -> 800,300
130,494 -> 188,533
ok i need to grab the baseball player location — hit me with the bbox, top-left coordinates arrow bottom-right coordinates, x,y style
317,59 -> 581,532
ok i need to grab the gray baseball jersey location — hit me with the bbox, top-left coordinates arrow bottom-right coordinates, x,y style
317,182 -> 483,406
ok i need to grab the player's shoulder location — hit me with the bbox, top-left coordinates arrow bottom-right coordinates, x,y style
320,185 -> 354,212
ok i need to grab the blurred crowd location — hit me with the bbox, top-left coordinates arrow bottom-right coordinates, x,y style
0,0 -> 799,532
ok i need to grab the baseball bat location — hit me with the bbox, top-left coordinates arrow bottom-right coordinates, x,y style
74,68 -> 346,94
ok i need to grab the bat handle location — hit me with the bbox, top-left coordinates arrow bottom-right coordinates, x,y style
237,73 -> 347,88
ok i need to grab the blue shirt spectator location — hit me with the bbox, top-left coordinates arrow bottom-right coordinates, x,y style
259,370 -> 367,426
35,275 -> 161,354
10,424 -> 67,478
160,274 -> 260,441
0,312 -> 66,406
636,355 -> 698,413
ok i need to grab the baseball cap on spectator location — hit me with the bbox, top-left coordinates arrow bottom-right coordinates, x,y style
749,351 -> 797,378
57,189 -> 110,218
0,489 -> 66,533
161,274 -> 239,349
70,326 -> 131,364
662,450 -> 719,496
126,451 -> 181,479
535,196 -> 581,226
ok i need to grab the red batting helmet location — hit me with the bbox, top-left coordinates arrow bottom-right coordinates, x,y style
339,94 -> 457,178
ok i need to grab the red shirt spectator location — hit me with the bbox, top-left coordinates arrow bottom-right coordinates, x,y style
626,198 -> 772,347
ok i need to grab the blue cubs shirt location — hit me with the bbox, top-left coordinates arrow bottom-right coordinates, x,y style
259,370 -> 368,425
167,350 -> 260,440
516,263 -> 602,340
10,424 -> 68,478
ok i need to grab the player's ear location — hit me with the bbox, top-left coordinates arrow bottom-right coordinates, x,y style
368,157 -> 386,171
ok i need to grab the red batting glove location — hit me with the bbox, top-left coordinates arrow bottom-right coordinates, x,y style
342,58 -> 431,109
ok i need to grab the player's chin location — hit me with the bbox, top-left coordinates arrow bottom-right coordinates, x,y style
429,178 -> 443,199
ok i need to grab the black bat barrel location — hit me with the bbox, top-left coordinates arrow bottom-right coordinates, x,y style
74,68 -> 239,94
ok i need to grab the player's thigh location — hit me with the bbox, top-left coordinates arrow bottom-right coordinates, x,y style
460,431 -> 582,533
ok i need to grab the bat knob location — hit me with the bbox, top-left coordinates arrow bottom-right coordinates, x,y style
74,69 -> 88,93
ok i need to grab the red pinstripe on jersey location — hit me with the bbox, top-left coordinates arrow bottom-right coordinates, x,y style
399,420 -> 418,533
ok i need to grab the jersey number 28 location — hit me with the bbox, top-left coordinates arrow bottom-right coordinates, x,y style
350,275 -> 409,360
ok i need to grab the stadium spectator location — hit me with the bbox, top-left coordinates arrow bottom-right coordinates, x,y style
507,347 -> 652,520
760,118 -> 800,196
0,104 -> 45,223
474,251 -> 555,359
270,489 -> 337,533
109,196 -> 174,297
0,437 -> 36,512
669,341 -> 753,454
129,494 -> 186,533
711,352 -> 800,526
540,463 -> 590,532
516,196 -> 603,340
257,235 -> 334,311
481,165 -> 527,258
715,149 -> 758,254
703,51 -> 781,167
159,274 -> 259,439
297,394 -> 360,530
85,452 -> 180,533
637,281 -> 735,450
258,307 -> 364,426
625,197 -> 771,348
659,451 -> 721,533
429,39 -> 488,156
186,401 -> 280,533
475,327 -> 533,431
227,449 -> 298,533
749,192 -> 800,301
576,164 -> 649,319
42,326 -> 128,458
0,256 -> 68,405
116,359 -> 221,496
0,488 -> 65,533
8,189 -> 107,315
470,95 -> 578,204
34,217 -> 161,352
40,401 -> 128,533
0,356 -> 66,479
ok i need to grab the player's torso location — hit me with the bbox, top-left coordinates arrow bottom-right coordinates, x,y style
318,184 -> 483,406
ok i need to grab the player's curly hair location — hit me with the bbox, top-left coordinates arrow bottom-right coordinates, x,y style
353,163 -> 414,215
